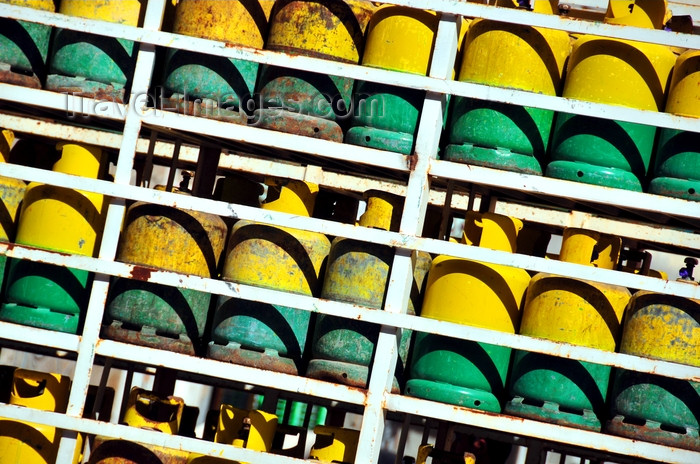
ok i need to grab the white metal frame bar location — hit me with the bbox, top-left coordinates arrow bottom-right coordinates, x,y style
1,243 -> 697,384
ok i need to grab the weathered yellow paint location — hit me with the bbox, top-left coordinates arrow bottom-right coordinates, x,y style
361,6 -> 438,75
122,388 -> 184,435
607,0 -> 669,29
456,4 -> 570,96
357,189 -> 402,231
215,405 -> 277,453
664,50 -> 700,118
172,0 -> 274,48
308,426 -> 359,463
222,179 -> 330,295
266,0 -> 374,63
59,0 -> 143,26
421,212 -> 530,333
0,0 -> 54,11
621,286 -> 699,367
0,369 -> 71,464
562,34 -> 675,112
14,143 -> 105,256
118,188 -> 228,278
520,229 -> 630,350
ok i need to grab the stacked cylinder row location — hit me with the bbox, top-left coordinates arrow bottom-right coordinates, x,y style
0,127 -> 697,453
1,0 -> 699,200
0,365 -> 369,463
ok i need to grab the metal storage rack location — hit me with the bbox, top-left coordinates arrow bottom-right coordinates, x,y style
0,0 -> 698,462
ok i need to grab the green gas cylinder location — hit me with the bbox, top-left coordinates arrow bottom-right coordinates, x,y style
406,212 -> 531,413
307,190 -> 431,391
0,129 -> 26,292
252,0 -> 375,141
344,6 -> 438,154
606,258 -> 699,451
505,229 -> 631,431
105,184 -> 228,356
650,49 -> 700,201
0,142 -> 106,334
442,0 -> 570,175
209,178 -> 331,375
46,0 -> 145,102
0,0 -> 55,88
161,0 -> 275,123
547,1 -> 676,191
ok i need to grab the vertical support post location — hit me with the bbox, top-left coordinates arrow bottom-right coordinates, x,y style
55,1 -> 167,461
193,145 -> 222,198
355,13 -> 461,464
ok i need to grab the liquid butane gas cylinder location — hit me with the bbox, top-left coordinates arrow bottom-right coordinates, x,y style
406,212 -> 531,413
547,1 -> 676,191
209,179 -> 331,375
344,5 -> 438,154
308,426 -> 359,464
46,0 -> 145,102
505,229 -> 631,431
105,185 -> 228,355
0,0 -> 55,88
0,369 -> 80,464
650,49 -> 700,201
307,190 -> 431,391
89,388 -> 190,463
252,0 -> 374,141
606,258 -> 699,451
442,0 -> 570,175
0,129 -> 26,290
162,0 -> 275,122
0,143 -> 106,334
189,404 -> 278,463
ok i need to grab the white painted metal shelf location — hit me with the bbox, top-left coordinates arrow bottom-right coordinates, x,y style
0,0 -> 698,463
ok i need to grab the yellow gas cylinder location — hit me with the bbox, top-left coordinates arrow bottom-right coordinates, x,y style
443,0 -> 570,175
162,0 -> 275,122
606,258 -> 699,451
307,190 -> 432,391
506,228 -> 631,431
308,425 -> 359,463
47,0 -> 145,102
415,444 -> 476,464
0,0 -> 56,88
210,178 -> 331,375
0,129 -> 27,290
188,405 -> 278,464
0,369 -> 77,464
90,387 -> 190,463
345,6 -> 439,154
0,142 -> 106,334
105,184 -> 228,355
253,0 -> 375,141
406,212 -> 531,412
547,1 -> 676,191
651,49 -> 700,201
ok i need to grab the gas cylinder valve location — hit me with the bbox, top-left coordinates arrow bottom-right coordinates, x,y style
679,257 -> 698,281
